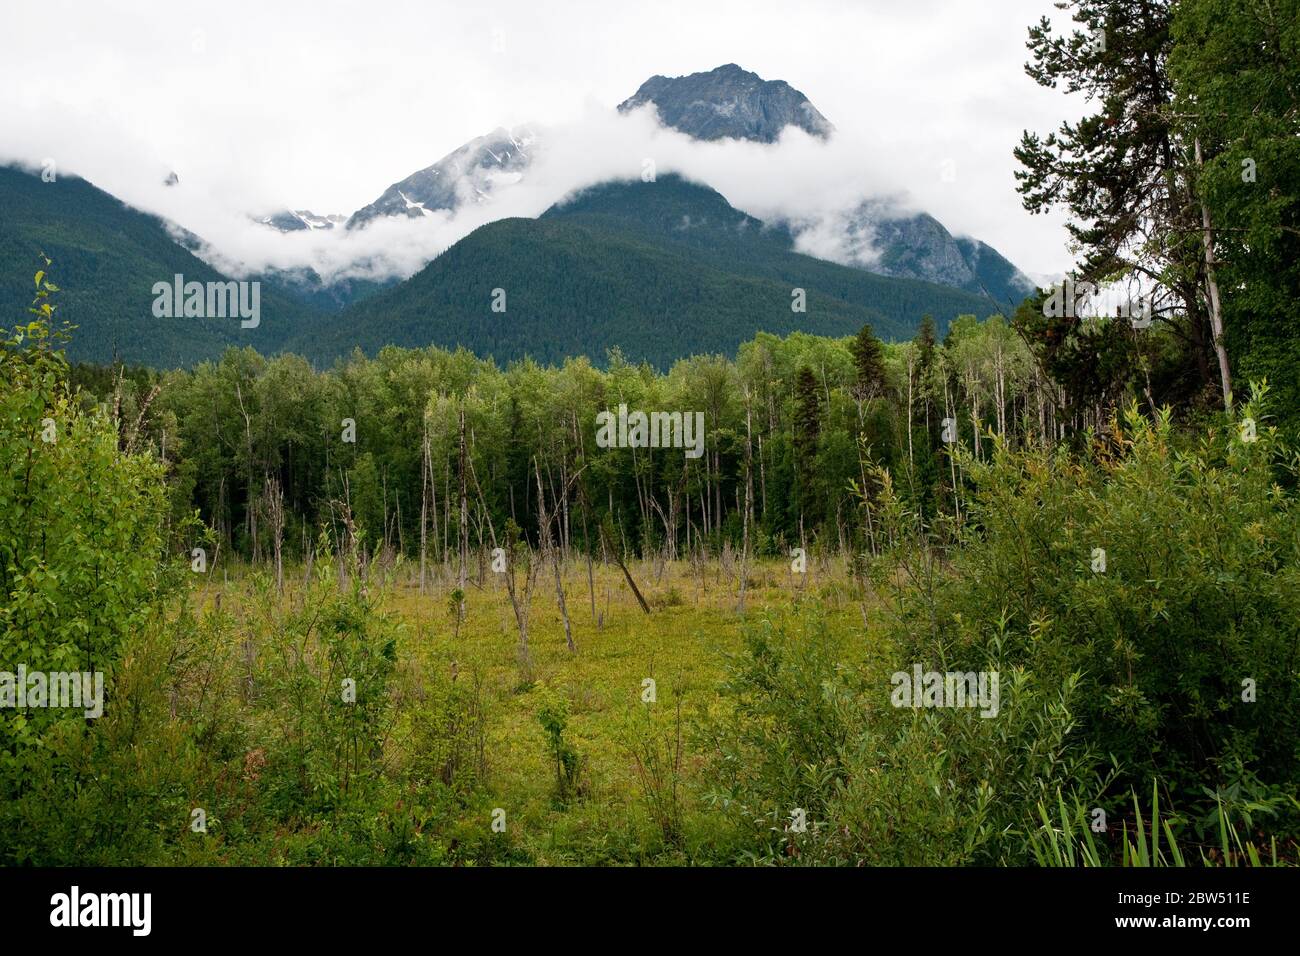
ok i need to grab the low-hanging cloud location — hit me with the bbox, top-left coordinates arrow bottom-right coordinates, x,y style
0,0 -> 1083,283
6,100 -> 956,287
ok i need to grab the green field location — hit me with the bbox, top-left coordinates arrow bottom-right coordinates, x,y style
170,556 -> 867,866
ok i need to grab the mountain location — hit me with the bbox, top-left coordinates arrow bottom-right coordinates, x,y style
0,63 -> 1037,370
346,127 -> 536,230
830,203 -> 1035,311
256,266 -> 391,312
344,63 -> 833,232
0,164 -> 1009,371
952,235 -> 1037,311
0,165 -> 316,366
257,209 -> 346,232
540,177 -> 1011,324
292,176 -> 998,368
345,62 -> 834,236
617,63 -> 833,143
339,65 -> 1031,310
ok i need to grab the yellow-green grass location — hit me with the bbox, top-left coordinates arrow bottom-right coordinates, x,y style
203,554 -> 872,863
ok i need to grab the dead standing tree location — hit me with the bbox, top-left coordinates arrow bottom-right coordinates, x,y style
261,474 -> 285,595
737,386 -> 755,614
466,447 -> 538,676
533,455 -> 589,654
457,406 -> 469,620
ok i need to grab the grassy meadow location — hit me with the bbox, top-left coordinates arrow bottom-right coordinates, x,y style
182,555 -> 869,865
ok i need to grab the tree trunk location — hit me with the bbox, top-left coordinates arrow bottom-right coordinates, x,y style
535,458 -> 575,653
1195,137 -> 1233,410
420,425 -> 429,594
600,519 -> 650,614
738,390 -> 754,614
457,407 -> 468,617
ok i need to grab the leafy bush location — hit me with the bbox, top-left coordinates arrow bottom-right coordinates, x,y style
703,395 -> 1300,865
538,694 -> 586,806
0,269 -> 192,860
625,691 -> 686,851
700,612 -> 1094,865
885,395 -> 1300,807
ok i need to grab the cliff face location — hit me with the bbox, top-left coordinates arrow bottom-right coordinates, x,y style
617,63 -> 834,143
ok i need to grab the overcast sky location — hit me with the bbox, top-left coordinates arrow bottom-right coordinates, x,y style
0,0 -> 1084,280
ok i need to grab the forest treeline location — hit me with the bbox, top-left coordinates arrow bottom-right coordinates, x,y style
68,290 -> 1276,582
70,313 -> 1082,572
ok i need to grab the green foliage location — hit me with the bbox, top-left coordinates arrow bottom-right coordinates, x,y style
1031,781 -> 1296,867
537,694 -> 586,806
1171,0 -> 1300,434
5,542 -> 510,865
298,176 -> 1000,369
7,0 -> 1300,866
1015,0 -> 1244,415
247,552 -> 398,816
875,392 -> 1300,851
850,322 -> 888,401
0,264 -> 191,851
700,610 -> 1096,865
700,393 -> 1300,865
0,167 -> 315,367
624,693 -> 686,851
924,393 -> 1299,796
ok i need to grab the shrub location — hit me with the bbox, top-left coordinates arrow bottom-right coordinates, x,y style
882,395 -> 1300,809
538,694 -> 586,806
0,269 -> 194,861
700,611 -> 1094,865
702,394 -> 1300,865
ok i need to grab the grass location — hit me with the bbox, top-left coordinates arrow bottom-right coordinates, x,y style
196,552 -> 873,864
1032,782 -> 1296,868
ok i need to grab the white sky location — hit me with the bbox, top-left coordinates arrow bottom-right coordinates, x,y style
0,0 -> 1083,280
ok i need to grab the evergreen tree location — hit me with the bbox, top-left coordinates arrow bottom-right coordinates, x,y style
850,322 -> 889,403
793,365 -> 822,526
1015,0 -> 1226,408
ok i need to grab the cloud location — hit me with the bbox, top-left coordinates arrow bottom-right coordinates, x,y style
0,0 -> 1084,282
42,104 -> 966,286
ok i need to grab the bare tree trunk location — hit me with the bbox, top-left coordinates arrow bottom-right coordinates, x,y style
945,380 -> 961,521
1195,137 -> 1233,410
600,518 -> 650,614
420,424 -> 429,595
738,389 -> 754,614
381,470 -> 390,554
263,475 -> 284,595
580,485 -> 598,627
906,350 -> 915,470
713,448 -> 722,539
457,407 -> 468,617
466,451 -> 534,675
535,457 -> 575,653
395,489 -> 405,557
236,382 -> 257,562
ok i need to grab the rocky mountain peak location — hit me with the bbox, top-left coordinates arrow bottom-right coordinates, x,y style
617,63 -> 834,143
